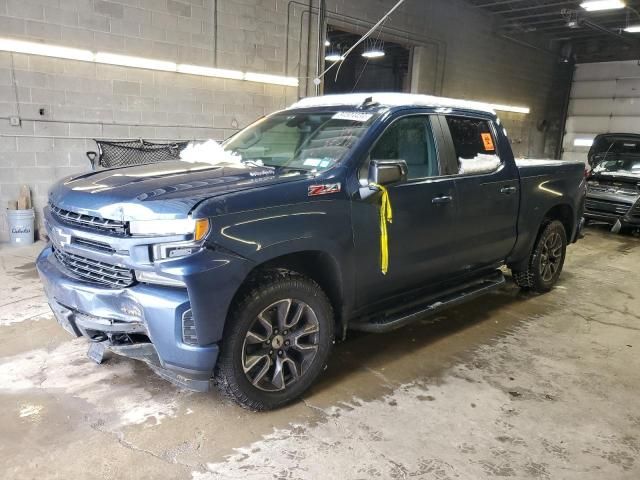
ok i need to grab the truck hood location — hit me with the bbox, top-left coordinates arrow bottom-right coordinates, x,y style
48,160 -> 306,221
588,133 -> 640,167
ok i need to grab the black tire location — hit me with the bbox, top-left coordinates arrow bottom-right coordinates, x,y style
214,270 -> 334,411
512,220 -> 567,293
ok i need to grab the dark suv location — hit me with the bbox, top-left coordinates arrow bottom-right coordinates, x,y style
584,133 -> 640,231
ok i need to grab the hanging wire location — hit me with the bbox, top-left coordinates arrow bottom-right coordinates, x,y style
351,18 -> 388,92
315,0 -> 407,84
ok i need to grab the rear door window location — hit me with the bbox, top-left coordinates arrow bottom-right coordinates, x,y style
445,116 -> 501,175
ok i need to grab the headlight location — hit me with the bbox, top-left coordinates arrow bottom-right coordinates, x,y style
129,217 -> 210,240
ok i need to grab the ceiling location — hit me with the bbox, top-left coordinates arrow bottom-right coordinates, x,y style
467,0 -> 640,62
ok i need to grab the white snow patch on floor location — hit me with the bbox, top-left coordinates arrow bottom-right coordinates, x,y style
19,403 -> 43,418
0,338 -> 187,427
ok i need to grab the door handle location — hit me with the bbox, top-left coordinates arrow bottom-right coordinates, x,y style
432,195 -> 453,205
500,186 -> 517,195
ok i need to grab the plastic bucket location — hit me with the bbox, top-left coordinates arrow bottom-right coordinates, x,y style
7,208 -> 35,246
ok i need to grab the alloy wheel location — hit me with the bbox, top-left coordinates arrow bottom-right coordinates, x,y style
241,299 -> 320,392
539,231 -> 563,282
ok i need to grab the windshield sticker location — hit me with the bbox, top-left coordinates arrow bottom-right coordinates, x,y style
303,158 -> 322,167
308,183 -> 341,196
332,112 -> 373,122
481,133 -> 495,151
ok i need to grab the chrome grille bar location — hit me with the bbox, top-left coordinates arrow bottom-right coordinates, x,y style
53,248 -> 135,288
585,199 -> 632,216
50,204 -> 127,235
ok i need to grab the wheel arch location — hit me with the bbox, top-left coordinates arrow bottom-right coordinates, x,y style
543,203 -> 575,240
228,250 -> 349,339
508,202 -> 574,272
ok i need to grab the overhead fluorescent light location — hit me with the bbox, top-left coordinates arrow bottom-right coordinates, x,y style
580,0 -> 625,12
624,24 -> 640,32
574,138 -> 594,147
362,49 -> 385,59
95,52 -> 177,71
244,72 -> 298,86
489,104 -> 531,114
0,37 -> 93,62
0,37 -> 299,87
177,64 -> 243,80
325,53 -> 344,62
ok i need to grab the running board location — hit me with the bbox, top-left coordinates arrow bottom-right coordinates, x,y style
349,271 -> 506,333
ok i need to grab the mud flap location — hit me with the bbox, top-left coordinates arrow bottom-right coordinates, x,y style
87,341 -> 109,364
611,219 -> 622,234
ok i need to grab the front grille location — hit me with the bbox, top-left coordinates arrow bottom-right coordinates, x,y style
588,185 -> 638,196
585,198 -> 632,216
53,247 -> 135,288
50,204 -> 127,235
71,237 -> 116,254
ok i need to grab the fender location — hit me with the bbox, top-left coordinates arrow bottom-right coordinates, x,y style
507,170 -> 585,270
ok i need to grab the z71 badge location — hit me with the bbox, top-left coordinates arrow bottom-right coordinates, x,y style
308,183 -> 341,196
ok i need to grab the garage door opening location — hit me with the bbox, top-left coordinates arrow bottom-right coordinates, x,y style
323,27 -> 411,94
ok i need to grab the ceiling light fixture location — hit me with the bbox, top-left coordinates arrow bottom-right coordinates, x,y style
325,52 -> 344,62
580,0 -> 625,12
624,24 -> 640,32
574,138 -> 594,147
362,49 -> 385,59
489,104 -> 531,114
0,37 -> 299,87
324,40 -> 331,46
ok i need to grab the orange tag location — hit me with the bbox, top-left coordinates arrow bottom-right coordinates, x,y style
481,133 -> 495,151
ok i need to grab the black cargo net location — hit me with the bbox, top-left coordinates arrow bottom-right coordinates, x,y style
87,139 -> 189,169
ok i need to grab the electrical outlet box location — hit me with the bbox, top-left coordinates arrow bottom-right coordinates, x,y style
9,116 -> 21,127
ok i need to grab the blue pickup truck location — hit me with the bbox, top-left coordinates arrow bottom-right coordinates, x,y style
37,93 -> 586,410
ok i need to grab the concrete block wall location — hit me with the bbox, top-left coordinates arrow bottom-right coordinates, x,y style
0,0 -> 566,241
0,0 -> 301,241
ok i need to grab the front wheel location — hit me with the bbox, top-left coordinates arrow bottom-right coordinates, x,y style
512,220 -> 567,293
215,271 -> 334,411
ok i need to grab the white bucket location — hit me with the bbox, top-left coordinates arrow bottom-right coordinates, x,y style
7,208 -> 35,246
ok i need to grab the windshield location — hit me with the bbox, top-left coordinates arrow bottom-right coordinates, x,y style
223,111 -> 378,172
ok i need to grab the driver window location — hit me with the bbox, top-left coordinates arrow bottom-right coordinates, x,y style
370,116 -> 438,180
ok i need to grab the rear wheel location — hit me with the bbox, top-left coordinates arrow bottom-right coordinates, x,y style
512,220 -> 567,293
215,271 -> 334,410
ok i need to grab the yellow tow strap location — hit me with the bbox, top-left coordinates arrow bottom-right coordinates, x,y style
370,183 -> 393,275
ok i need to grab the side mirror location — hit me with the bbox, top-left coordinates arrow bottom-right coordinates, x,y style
368,160 -> 408,186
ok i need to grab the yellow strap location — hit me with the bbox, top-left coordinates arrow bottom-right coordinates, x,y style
370,183 -> 393,275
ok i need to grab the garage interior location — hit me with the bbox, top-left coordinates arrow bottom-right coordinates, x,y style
0,0 -> 639,479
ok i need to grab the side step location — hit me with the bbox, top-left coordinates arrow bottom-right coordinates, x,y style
349,271 -> 506,333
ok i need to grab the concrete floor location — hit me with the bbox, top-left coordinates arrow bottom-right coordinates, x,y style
0,226 -> 639,479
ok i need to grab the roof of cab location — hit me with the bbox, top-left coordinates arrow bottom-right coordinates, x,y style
288,93 -> 496,115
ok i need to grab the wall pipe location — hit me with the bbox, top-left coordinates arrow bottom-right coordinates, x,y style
555,63 -> 575,160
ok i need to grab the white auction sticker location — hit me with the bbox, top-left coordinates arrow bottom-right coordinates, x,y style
332,111 -> 373,122
303,158 -> 322,167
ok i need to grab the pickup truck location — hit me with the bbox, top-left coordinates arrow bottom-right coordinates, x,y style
37,93 -> 586,410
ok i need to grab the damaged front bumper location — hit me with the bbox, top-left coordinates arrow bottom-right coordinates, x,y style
36,247 -> 218,392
